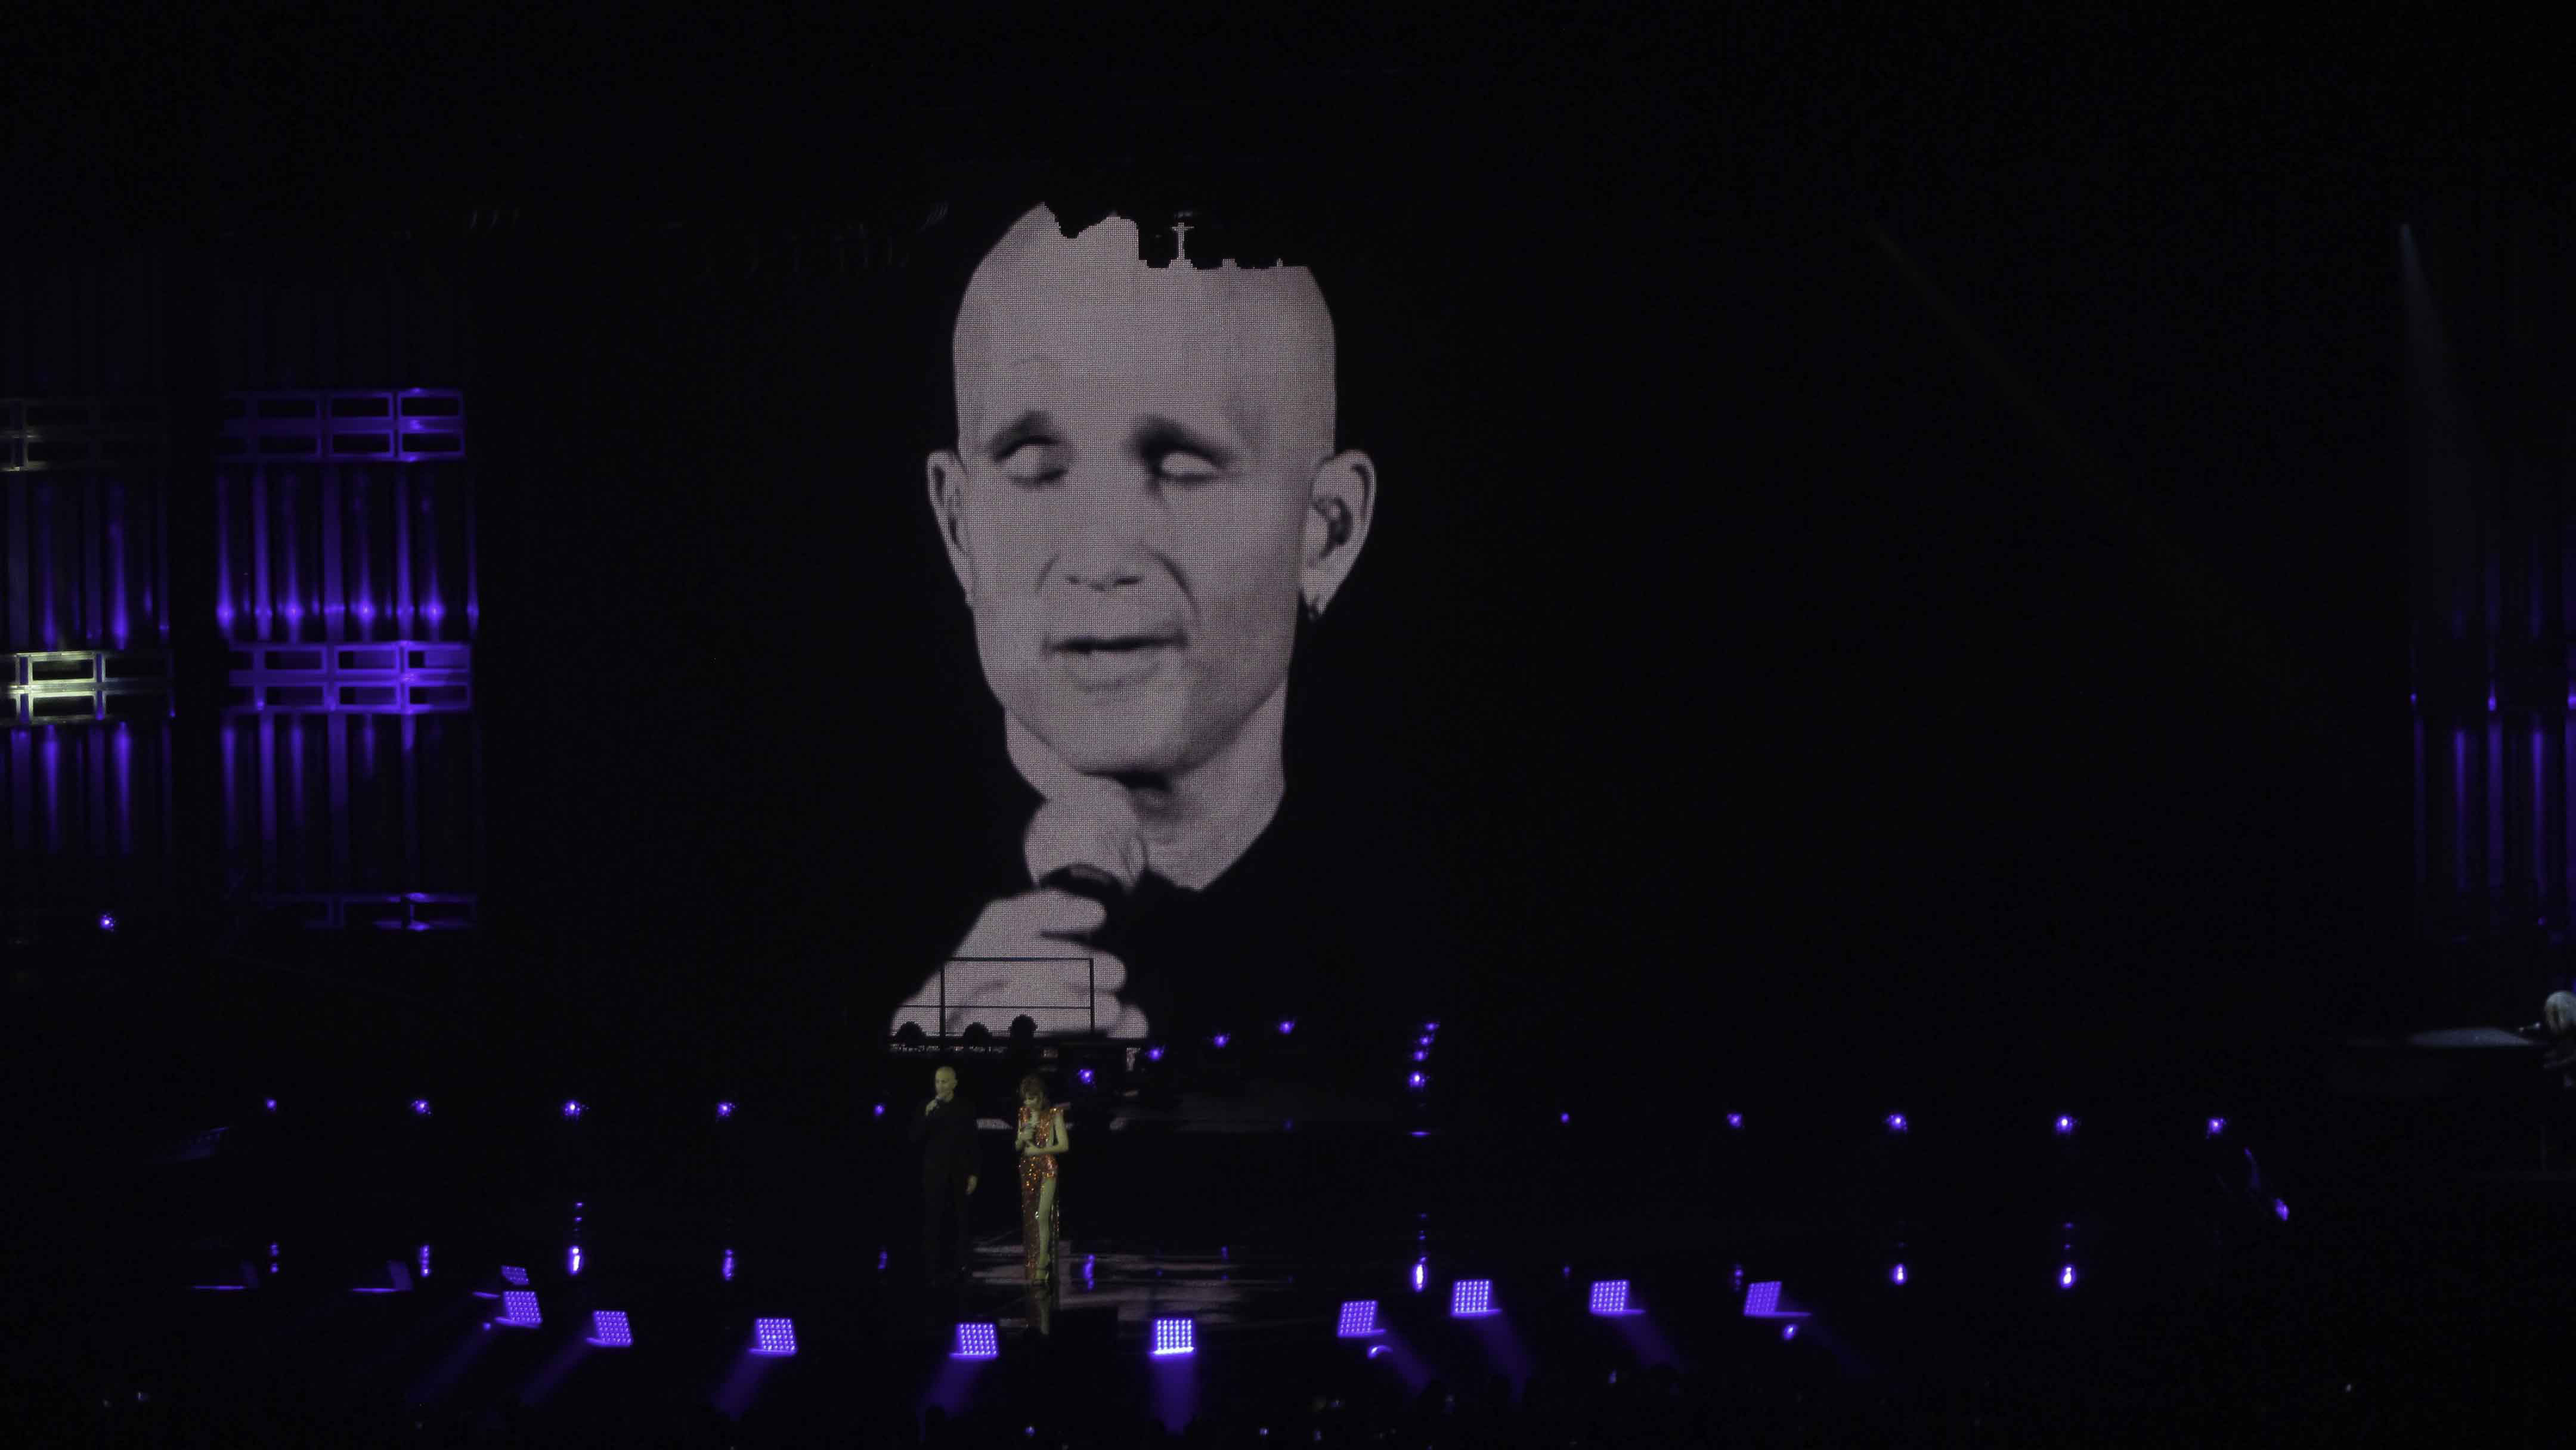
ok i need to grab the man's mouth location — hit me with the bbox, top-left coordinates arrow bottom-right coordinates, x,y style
1048,634 -> 1184,689
1049,634 -> 1184,654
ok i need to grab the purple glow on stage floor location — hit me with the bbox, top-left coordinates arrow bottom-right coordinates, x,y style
1450,1281 -> 1494,1318
1151,1318 -> 1196,1356
751,1318 -> 797,1356
1337,1300 -> 1382,1338
953,1323 -> 999,1359
499,1291 -> 540,1327
1588,1281 -> 1633,1315
588,1310 -> 631,1347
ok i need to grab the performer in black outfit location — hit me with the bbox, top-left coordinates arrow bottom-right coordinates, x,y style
911,1065 -> 981,1283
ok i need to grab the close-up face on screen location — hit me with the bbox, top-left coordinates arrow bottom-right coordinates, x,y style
886,206 -> 1376,1051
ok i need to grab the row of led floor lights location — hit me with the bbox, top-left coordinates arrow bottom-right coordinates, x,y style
441,1274 -> 1673,1362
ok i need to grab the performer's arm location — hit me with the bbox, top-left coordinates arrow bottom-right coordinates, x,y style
909,1099 -> 936,1144
1027,1110 -> 1069,1158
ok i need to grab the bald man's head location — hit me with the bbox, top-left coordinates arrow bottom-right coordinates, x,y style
925,204 -> 1377,784
950,207 -> 1340,467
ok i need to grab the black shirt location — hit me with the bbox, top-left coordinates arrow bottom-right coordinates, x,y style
909,1095 -> 980,1186
886,769 -> 1450,1110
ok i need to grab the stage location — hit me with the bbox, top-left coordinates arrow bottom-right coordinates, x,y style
14,1028 -> 2576,1446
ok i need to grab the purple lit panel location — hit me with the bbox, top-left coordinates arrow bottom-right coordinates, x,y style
1743,1282 -> 1782,1316
589,1310 -> 632,1347
751,1318 -> 797,1356
499,1290 -> 541,1326
1587,1281 -> 1631,1315
953,1323 -> 999,1359
1448,1281 -> 1494,1318
1150,1318 -> 1196,1356
1336,1301 -> 1381,1338
500,1265 -> 528,1287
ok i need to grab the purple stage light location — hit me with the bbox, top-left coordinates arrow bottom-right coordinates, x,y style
1744,1282 -> 1782,1316
1424,1021 -> 1439,1032
567,1245 -> 582,1276
751,1318 -> 797,1356
588,1310 -> 632,1347
2274,1198 -> 2290,1222
1588,1281 -> 1633,1315
2058,1265 -> 2077,1289
1150,1318 -> 1196,1356
1078,1067 -> 1095,1086
1885,1113 -> 1908,1133
264,1098 -> 277,1113
562,1100 -> 584,1120
1337,1300 -> 1382,1338
500,1290 -> 541,1327
1408,1072 -> 1425,1089
1212,1033 -> 1230,1048
722,1248 -> 735,1282
1146,1046 -> 1165,1062
1278,1019 -> 1295,1035
1449,1280 -> 1494,1318
97,913 -> 116,932
953,1322 -> 999,1359
1559,1113 -> 1570,1124
500,1265 -> 529,1286
718,1101 -> 736,1119
1413,1050 -> 1428,1062
1782,1324 -> 1798,1340
418,1245 -> 431,1279
1367,1344 -> 1389,1359
1727,1113 -> 1742,1129
1417,1035 -> 1433,1048
1412,1260 -> 1426,1293
1893,1263 -> 1908,1284
2205,1117 -> 2227,1138
410,1099 -> 431,1117
2055,1115 -> 2076,1136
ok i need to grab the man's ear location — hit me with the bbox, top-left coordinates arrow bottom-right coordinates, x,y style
1301,449 -> 1376,618
926,449 -> 977,601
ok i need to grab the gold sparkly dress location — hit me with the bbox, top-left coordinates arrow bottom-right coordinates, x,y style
1015,1103 -> 1065,1284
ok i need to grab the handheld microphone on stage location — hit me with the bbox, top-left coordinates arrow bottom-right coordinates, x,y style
1024,798 -> 1146,907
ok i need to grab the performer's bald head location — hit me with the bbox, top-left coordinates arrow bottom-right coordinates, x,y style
950,207 -> 1340,467
927,203 -> 1376,785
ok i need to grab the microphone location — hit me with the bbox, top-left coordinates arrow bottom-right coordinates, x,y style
1024,797 -> 1145,904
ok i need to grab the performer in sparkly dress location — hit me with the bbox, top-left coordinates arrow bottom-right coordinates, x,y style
1014,1074 -> 1069,1288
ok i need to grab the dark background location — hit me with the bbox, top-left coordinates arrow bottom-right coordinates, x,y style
8,7 -> 2565,1127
